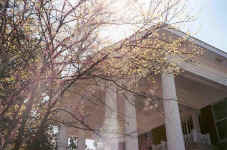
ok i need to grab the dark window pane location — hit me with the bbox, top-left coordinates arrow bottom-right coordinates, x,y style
213,98 -> 227,120
217,119 -> 227,140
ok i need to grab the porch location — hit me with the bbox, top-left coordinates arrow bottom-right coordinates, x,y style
57,71 -> 227,150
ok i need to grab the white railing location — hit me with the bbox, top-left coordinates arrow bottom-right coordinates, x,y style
151,129 -> 211,150
191,129 -> 211,145
152,141 -> 167,150
184,133 -> 194,146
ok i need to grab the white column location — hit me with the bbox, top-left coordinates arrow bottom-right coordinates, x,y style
101,83 -> 119,150
77,137 -> 86,150
192,111 -> 200,132
124,93 -> 139,150
161,73 -> 185,150
192,111 -> 201,142
57,126 -> 68,150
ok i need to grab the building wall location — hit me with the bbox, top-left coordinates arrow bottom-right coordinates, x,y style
138,131 -> 153,150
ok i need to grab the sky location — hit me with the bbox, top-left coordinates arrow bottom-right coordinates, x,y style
99,0 -> 227,53
189,0 -> 227,52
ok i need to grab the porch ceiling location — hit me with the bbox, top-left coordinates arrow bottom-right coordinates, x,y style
175,72 -> 227,109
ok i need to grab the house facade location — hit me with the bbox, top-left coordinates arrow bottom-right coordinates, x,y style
56,28 -> 227,150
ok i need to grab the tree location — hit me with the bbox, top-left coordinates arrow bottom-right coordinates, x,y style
0,0 -> 112,149
0,0 -> 202,149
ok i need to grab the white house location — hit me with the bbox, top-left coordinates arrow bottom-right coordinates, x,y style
56,27 -> 227,150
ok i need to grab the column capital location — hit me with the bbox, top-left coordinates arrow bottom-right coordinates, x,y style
161,72 -> 177,100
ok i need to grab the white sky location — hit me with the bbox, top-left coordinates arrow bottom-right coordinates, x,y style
188,0 -> 227,52
99,0 -> 227,52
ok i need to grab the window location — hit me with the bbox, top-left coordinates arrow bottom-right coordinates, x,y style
212,98 -> 227,141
